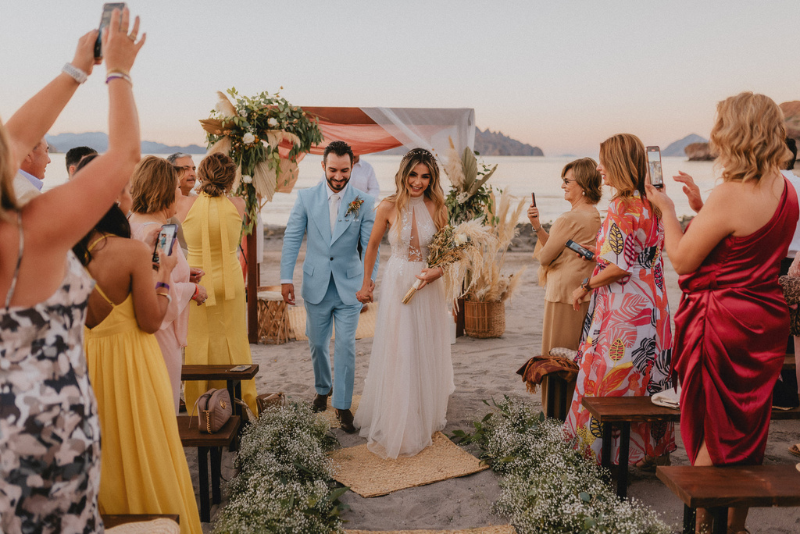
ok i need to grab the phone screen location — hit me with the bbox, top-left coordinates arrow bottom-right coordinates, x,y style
647,146 -> 663,188
95,3 -> 127,58
565,239 -> 595,261
152,224 -> 177,264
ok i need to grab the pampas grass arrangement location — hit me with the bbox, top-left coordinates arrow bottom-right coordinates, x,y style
464,189 -> 527,303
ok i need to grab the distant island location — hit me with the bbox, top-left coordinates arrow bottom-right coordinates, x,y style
376,128 -> 544,157
45,132 -> 206,154
662,134 -> 708,157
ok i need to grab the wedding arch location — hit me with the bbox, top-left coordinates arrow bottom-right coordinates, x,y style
245,106 -> 476,342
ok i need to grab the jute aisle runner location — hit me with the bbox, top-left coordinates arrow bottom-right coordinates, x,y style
287,302 -> 378,341
347,527 -> 516,534
319,395 -> 362,429
330,432 -> 489,498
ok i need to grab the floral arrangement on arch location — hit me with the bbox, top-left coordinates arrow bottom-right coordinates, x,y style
442,137 -> 498,226
200,88 -> 323,234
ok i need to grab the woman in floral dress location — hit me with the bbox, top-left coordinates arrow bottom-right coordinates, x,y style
564,133 -> 675,467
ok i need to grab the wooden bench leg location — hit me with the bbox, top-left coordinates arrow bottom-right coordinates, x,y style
227,380 -> 239,417
546,376 -> 556,419
682,504 -> 696,534
616,422 -> 630,499
601,422 -> 612,470
711,507 -> 728,534
198,447 -> 210,523
211,447 -> 222,505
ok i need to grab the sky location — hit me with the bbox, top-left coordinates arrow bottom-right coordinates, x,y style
1,0 -> 798,156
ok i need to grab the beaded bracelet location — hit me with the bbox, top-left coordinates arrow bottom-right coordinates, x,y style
106,72 -> 132,86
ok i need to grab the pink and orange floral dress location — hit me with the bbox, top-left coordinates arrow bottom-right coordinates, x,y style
564,191 -> 676,465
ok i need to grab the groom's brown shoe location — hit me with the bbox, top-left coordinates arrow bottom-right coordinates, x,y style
312,389 -> 331,413
336,409 -> 356,433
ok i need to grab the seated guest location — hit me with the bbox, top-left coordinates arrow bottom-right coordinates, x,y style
528,158 -> 602,418
0,11 -> 143,531
646,92 -> 797,534
129,155 -> 207,412
66,145 -> 97,179
76,155 -> 202,533
564,134 -> 675,470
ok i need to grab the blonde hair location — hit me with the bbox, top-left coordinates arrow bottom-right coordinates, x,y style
130,156 -> 178,214
0,122 -> 19,221
386,149 -> 447,231
710,92 -> 791,183
198,153 -> 236,197
599,134 -> 648,199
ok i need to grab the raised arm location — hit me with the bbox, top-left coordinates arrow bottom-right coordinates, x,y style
23,8 -> 146,254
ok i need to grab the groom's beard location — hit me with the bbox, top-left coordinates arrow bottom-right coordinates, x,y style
326,174 -> 350,193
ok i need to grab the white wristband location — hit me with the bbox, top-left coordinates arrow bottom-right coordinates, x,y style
62,63 -> 88,84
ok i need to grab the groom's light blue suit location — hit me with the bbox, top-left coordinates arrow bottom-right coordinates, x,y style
280,181 -> 378,409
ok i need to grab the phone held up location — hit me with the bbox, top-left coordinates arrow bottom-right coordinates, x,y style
531,192 -> 537,207
94,3 -> 127,59
646,146 -> 664,189
152,224 -> 178,266
565,239 -> 595,261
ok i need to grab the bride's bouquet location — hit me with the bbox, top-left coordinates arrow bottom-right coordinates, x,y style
402,219 -> 496,305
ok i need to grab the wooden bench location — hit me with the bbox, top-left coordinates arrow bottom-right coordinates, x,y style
103,514 -> 179,528
581,396 -> 800,498
178,415 -> 240,522
181,364 -> 259,418
657,465 -> 800,534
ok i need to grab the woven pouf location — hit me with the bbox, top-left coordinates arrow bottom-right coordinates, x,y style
257,290 -> 289,344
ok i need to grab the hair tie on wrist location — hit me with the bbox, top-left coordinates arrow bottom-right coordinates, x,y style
156,282 -> 170,292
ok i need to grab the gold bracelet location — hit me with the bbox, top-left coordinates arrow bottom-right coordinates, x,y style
106,68 -> 130,76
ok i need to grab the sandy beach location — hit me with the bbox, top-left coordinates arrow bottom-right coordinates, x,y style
190,230 -> 800,533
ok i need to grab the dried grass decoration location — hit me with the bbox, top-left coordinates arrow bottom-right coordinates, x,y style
401,219 -> 495,305
463,189 -> 527,304
200,88 -> 323,234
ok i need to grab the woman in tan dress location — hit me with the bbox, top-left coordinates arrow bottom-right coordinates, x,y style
529,158 -> 602,417
530,158 -> 603,355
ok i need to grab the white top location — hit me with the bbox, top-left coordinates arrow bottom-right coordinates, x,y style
782,170 -> 800,257
18,169 -> 43,191
319,159 -> 380,198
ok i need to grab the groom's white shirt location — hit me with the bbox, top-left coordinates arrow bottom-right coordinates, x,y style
280,182 -> 349,284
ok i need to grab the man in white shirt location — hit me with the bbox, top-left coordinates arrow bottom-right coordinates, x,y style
18,138 -> 50,191
320,153 -> 380,199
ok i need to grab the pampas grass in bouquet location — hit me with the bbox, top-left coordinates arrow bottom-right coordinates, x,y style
402,219 -> 495,304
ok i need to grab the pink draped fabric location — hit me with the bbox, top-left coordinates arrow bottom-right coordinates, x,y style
278,121 -> 403,157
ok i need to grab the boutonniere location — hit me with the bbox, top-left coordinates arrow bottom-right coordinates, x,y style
345,197 -> 364,218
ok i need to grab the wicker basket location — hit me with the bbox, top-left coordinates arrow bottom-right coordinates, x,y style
464,300 -> 505,338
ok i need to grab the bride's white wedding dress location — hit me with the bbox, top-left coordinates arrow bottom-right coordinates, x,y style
354,195 -> 455,459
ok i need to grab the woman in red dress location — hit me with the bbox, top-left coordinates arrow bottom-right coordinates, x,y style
647,92 -> 798,534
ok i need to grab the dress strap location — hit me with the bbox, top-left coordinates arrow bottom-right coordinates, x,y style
85,233 -> 116,306
87,233 -> 113,252
92,283 -> 115,306
4,212 -> 24,309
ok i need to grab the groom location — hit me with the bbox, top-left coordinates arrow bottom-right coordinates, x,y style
280,140 -> 378,432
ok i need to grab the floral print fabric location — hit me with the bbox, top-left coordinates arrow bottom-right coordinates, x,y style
564,192 -> 675,464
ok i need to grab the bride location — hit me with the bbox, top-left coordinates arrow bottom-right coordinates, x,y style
354,148 -> 455,459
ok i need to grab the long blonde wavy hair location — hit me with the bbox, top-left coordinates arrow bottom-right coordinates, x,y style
0,122 -> 19,221
710,92 -> 791,183
386,148 -> 448,232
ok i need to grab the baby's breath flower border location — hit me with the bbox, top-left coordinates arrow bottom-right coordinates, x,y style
212,402 -> 348,534
452,397 -> 673,534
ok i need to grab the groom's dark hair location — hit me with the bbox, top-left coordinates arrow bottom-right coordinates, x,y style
323,140 -> 354,165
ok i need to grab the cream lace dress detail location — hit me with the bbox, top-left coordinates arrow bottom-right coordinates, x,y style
354,195 -> 454,458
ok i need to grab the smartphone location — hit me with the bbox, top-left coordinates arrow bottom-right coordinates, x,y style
229,365 -> 250,372
646,146 -> 664,189
565,239 -> 595,261
95,3 -> 127,59
152,224 -> 177,265
531,192 -> 537,207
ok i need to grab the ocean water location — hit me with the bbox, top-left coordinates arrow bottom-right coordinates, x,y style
41,154 -> 719,226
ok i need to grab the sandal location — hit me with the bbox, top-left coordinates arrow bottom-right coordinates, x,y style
634,454 -> 671,472
789,443 -> 800,458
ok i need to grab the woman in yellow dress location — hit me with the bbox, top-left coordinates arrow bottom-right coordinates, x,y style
183,152 -> 258,414
75,156 -> 202,534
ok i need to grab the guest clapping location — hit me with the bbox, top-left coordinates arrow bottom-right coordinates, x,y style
564,134 -> 675,469
530,158 -> 602,355
646,93 -> 797,534
0,9 -> 143,530
183,153 -> 259,414
129,155 -> 207,413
